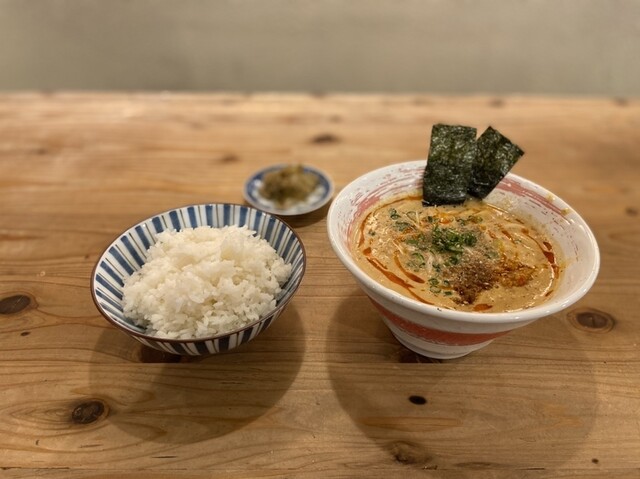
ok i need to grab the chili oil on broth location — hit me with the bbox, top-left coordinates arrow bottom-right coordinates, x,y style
351,194 -> 560,313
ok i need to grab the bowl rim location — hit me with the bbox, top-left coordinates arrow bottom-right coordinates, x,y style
327,160 -> 601,325
91,202 -> 307,343
243,163 -> 335,216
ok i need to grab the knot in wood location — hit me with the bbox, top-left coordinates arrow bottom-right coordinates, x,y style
567,308 -> 615,333
72,400 -> 108,424
311,133 -> 340,144
0,294 -> 35,315
389,441 -> 433,465
217,153 -> 239,163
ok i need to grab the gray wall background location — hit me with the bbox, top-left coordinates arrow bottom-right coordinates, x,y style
0,0 -> 638,95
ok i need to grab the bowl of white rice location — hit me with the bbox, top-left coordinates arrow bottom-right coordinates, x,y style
91,203 -> 306,355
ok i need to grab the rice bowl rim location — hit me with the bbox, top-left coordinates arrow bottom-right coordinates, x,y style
91,202 -> 307,344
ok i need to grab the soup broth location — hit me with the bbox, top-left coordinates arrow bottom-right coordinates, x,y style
352,195 -> 560,313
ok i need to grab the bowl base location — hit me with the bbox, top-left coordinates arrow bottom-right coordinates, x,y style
392,332 -> 492,360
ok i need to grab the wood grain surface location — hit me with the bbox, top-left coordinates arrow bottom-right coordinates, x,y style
0,93 -> 639,478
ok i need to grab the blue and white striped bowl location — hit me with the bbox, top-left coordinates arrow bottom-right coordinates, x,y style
91,203 -> 306,356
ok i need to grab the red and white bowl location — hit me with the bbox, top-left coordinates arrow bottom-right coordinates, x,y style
327,161 -> 600,359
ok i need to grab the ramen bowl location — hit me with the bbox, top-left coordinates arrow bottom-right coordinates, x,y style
327,161 -> 600,359
92,203 -> 306,356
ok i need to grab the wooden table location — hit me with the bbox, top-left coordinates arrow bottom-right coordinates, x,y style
0,93 -> 638,478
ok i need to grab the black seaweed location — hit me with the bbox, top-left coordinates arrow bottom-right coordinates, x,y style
469,126 -> 524,198
422,124 -> 477,206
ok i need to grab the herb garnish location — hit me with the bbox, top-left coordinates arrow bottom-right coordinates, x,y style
431,225 -> 478,254
397,213 -> 484,298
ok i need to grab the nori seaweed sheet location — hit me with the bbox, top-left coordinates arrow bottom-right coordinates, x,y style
469,126 -> 524,198
422,124 -> 477,205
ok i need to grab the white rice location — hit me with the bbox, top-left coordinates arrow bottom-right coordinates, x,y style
122,225 -> 292,339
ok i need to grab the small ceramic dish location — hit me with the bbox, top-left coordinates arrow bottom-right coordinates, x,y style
243,164 -> 334,216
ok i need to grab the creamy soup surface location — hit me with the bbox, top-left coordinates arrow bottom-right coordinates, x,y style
351,195 -> 560,313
